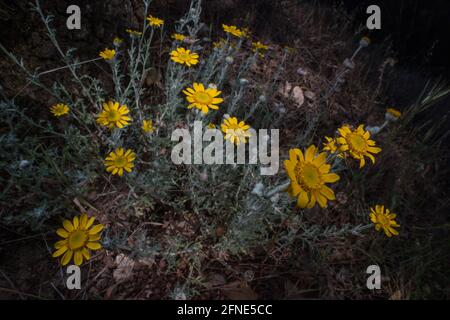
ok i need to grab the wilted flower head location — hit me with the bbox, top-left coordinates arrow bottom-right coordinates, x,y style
142,119 -> 154,133
385,108 -> 402,122
323,136 -> 338,154
239,78 -> 249,86
252,41 -> 268,52
360,36 -> 371,47
225,56 -> 234,64
126,29 -> 142,37
113,37 -> 123,46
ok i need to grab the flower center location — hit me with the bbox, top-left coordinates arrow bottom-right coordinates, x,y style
295,163 -> 322,190
194,92 -> 212,104
114,156 -> 127,168
68,230 -> 87,250
377,214 -> 389,227
348,134 -> 367,153
107,110 -> 121,122
179,53 -> 190,61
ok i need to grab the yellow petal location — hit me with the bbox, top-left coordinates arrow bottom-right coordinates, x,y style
81,248 -> 91,261
63,220 -> 74,232
88,224 -> 104,235
323,173 -> 340,183
72,216 -> 79,229
86,242 -> 102,250
54,240 -> 67,249
305,145 -> 316,162
297,191 -> 309,208
56,228 -> 69,238
52,246 -> 68,258
320,185 -> 335,200
61,250 -> 73,266
316,193 -> 327,208
74,251 -> 83,266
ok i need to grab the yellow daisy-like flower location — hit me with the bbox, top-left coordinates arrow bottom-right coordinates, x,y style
52,214 -> 104,266
147,15 -> 164,27
284,145 -> 340,209
222,24 -> 244,38
99,48 -> 116,61
182,83 -> 223,114
323,136 -> 338,153
170,47 -> 199,67
104,148 -> 136,176
207,123 -> 216,129
171,33 -> 186,41
252,41 -> 268,52
50,103 -> 70,117
370,205 -> 400,237
336,125 -> 382,168
142,119 -> 154,133
126,29 -> 142,36
96,101 -> 132,129
221,117 -> 251,145
386,108 -> 402,121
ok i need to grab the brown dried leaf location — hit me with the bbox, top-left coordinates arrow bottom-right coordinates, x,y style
292,86 -> 305,107
113,253 -> 135,282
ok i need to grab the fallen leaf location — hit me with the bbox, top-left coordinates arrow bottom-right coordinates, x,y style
292,86 -> 305,107
113,253 -> 135,282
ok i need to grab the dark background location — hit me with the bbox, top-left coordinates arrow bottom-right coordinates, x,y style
339,0 -> 450,78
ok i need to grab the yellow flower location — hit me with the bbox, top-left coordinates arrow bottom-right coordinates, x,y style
126,29 -> 142,36
323,136 -> 338,153
52,214 -> 103,266
183,83 -> 223,114
50,103 -> 70,117
336,125 -> 382,168
221,117 -> 251,145
170,47 -> 199,67
284,145 -> 340,208
222,24 -> 244,38
172,33 -> 186,41
207,123 -> 216,129
99,48 -> 116,61
96,101 -> 132,129
252,41 -> 268,52
386,108 -> 402,121
370,205 -> 400,237
142,119 -> 154,133
147,15 -> 164,27
113,37 -> 123,46
104,148 -> 136,176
